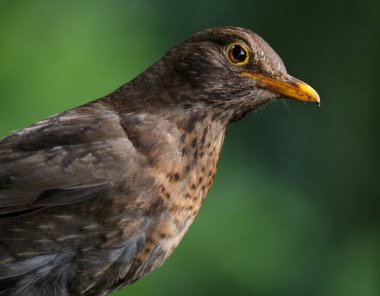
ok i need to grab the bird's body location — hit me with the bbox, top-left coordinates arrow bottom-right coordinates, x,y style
0,102 -> 224,295
0,27 -> 319,295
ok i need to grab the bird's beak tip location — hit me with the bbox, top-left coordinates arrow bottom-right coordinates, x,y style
290,78 -> 320,105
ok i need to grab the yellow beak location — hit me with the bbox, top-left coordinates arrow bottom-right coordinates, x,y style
241,72 -> 320,105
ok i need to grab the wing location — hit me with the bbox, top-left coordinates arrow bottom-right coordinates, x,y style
0,102 -> 153,294
0,102 -> 138,218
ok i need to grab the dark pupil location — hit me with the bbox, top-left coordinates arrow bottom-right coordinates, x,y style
231,45 -> 246,62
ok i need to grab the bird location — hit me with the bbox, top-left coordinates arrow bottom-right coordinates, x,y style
0,26 -> 319,296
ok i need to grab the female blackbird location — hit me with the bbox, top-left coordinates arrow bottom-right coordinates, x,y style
0,27 -> 319,295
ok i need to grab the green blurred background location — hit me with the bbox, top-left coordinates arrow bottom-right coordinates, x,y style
0,0 -> 379,295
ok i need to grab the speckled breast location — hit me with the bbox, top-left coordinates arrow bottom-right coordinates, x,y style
120,111 -> 226,283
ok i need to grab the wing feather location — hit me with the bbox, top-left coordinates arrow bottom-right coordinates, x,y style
0,104 -> 138,217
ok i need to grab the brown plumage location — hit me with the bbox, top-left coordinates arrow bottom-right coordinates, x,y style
0,27 -> 319,295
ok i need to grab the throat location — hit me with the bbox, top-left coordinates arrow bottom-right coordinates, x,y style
158,109 -> 227,224
156,110 -> 226,228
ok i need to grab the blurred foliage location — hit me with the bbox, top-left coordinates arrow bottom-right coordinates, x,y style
0,0 -> 379,295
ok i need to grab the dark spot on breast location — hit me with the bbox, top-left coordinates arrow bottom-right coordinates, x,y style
201,127 -> 208,144
191,138 -> 197,148
167,172 -> 181,182
193,150 -> 198,161
191,184 -> 196,190
174,172 -> 180,181
198,177 -> 203,184
180,133 -> 187,143
144,197 -> 164,216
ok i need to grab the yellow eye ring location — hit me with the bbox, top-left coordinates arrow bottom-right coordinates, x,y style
227,43 -> 249,66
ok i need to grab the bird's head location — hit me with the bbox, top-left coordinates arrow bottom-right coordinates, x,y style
152,27 -> 319,121
122,27 -> 319,123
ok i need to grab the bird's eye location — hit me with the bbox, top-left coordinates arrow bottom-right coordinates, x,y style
227,43 -> 249,66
